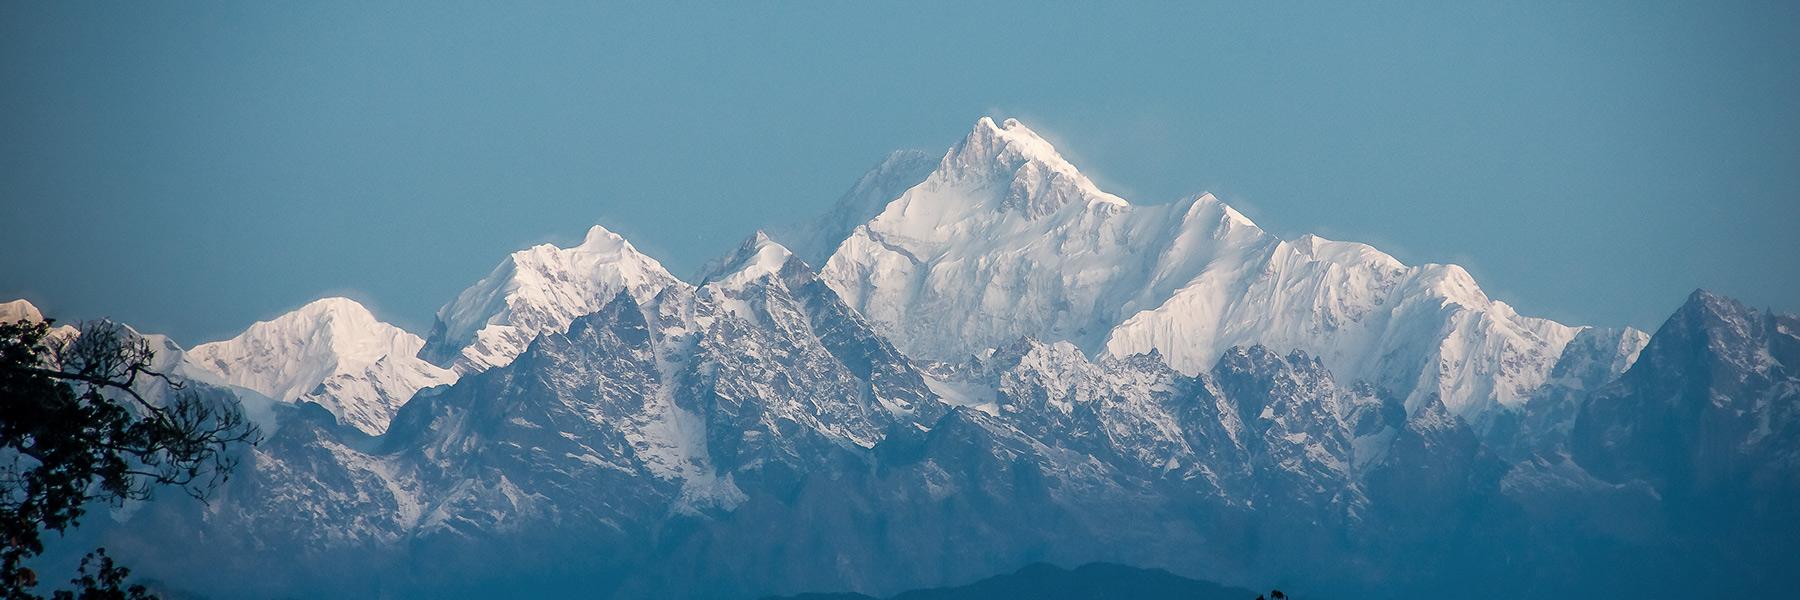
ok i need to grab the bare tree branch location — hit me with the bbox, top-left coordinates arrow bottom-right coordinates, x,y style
1,318 -> 262,598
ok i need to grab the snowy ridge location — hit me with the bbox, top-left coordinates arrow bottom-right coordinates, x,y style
679,233 -> 939,455
1489,325 -> 1649,458
822,117 -> 1583,429
1,298 -> 48,323
771,149 -> 938,266
3,298 -> 284,431
0,299 -> 79,340
697,231 -> 796,289
192,235 -> 944,549
4,298 -> 225,390
189,297 -> 455,435
421,224 -> 681,374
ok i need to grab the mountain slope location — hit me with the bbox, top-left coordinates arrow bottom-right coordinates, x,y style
821,116 -> 1582,429
1,299 -> 50,324
1488,325 -> 1648,458
1,299 -> 79,340
108,236 -> 954,597
71,255 -> 1799,600
188,297 -> 455,435
84,234 -> 1304,596
1573,290 -> 1799,496
771,149 -> 938,267
1507,290 -> 1800,598
420,224 -> 682,374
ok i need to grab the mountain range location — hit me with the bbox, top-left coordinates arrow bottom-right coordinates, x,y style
16,118 -> 1796,599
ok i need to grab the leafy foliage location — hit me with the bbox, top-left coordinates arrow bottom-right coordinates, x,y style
49,550 -> 150,600
1,318 -> 260,598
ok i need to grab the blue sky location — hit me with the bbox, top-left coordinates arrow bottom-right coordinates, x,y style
3,2 -> 1796,344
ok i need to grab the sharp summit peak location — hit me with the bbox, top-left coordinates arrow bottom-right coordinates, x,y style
700,230 -> 796,286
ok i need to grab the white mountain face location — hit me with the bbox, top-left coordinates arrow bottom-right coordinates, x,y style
1,299 -> 78,339
821,117 -> 1585,430
420,224 -> 681,374
770,149 -> 938,267
1,298 -> 47,323
188,297 -> 455,435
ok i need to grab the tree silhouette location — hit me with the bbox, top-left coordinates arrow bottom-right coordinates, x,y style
1,318 -> 260,598
49,549 -> 151,600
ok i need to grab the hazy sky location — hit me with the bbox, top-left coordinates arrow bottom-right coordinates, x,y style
3,2 -> 1796,344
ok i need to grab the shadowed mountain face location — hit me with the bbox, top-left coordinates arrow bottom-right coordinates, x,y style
1573,290 -> 1800,496
70,275 -> 1800,599
762,563 -> 1257,600
26,120 -> 1797,599
1559,290 -> 1800,595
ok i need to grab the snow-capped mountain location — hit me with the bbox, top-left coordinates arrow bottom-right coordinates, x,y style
1519,290 -> 1799,597
1573,290 -> 1799,494
89,251 -> 1530,599
64,226 -> 1516,597
1488,325 -> 1649,458
3,298 -> 285,430
4,298 -> 214,387
1,299 -> 78,339
821,117 -> 1582,430
420,224 -> 681,374
112,235 -> 956,597
34,118 -> 1797,600
72,252 -> 1798,600
188,297 -> 455,435
1,298 -> 47,323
